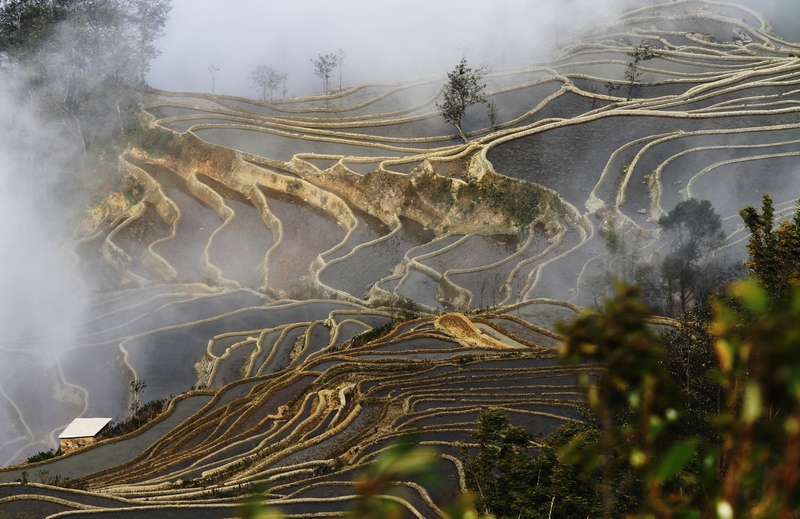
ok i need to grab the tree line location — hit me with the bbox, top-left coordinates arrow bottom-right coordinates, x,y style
0,0 -> 172,231
0,0 -> 172,153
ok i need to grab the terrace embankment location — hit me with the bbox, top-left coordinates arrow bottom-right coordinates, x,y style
434,312 -> 539,350
119,130 -> 565,238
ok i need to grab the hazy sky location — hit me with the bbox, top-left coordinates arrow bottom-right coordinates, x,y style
148,0 -> 799,99
148,0 -> 629,98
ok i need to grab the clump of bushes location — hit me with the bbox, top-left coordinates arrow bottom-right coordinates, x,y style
126,118 -> 175,158
349,297 -> 423,348
97,398 -> 168,440
287,277 -> 330,300
457,176 -> 544,228
349,321 -> 396,349
26,448 -> 61,464
369,294 -> 423,320
122,174 -> 146,204
416,171 -> 455,208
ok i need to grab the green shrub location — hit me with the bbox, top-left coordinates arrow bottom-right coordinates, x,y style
416,172 -> 455,208
126,119 -> 175,158
487,178 -> 543,228
457,177 -> 543,229
350,321 -> 395,348
98,398 -> 168,440
122,175 -> 146,204
27,448 -> 60,464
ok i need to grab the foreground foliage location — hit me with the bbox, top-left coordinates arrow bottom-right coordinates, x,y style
463,279 -> 800,518
463,410 -> 600,518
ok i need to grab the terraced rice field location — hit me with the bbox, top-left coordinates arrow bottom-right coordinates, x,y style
1,1 -> 799,516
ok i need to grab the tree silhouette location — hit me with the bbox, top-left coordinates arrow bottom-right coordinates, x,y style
129,378 -> 148,413
336,48 -> 347,92
625,43 -> 661,100
208,65 -> 219,94
658,198 -> 724,314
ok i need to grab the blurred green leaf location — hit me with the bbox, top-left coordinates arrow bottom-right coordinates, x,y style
731,280 -> 768,314
742,382 -> 762,423
714,338 -> 734,374
655,439 -> 698,483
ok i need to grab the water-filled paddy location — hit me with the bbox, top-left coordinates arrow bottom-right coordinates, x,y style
162,117 -> 252,133
73,232 -> 120,290
687,154 -> 800,218
395,267 -> 443,311
260,187 -> 344,291
489,109 -> 800,209
257,326 -> 308,375
319,218 -> 434,296
420,234 -> 520,272
79,291 -> 264,347
195,127 -> 412,162
319,209 -> 388,263
124,302 -> 357,399
110,204 -> 171,280
329,321 -> 370,349
212,340 -> 256,387
137,161 -> 221,281
0,395 -> 212,483
372,337 -> 458,352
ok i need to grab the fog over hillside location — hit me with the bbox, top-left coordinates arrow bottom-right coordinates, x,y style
148,0 -> 799,97
146,0 -> 642,97
0,80 -> 89,464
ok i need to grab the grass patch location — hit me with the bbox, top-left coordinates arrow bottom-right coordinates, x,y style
457,176 -> 544,229
126,118 -> 175,158
416,171 -> 455,208
26,448 -> 61,464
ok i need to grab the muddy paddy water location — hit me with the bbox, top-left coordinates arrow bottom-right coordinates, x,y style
259,186 -> 345,291
112,203 -> 171,281
319,216 -> 434,297
134,160 -> 221,282
198,174 -> 274,288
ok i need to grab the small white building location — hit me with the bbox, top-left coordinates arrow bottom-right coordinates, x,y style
58,418 -> 112,453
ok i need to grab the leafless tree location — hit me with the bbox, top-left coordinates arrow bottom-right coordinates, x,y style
208,65 -> 219,94
311,53 -> 337,95
250,64 -> 286,101
336,48 -> 347,92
